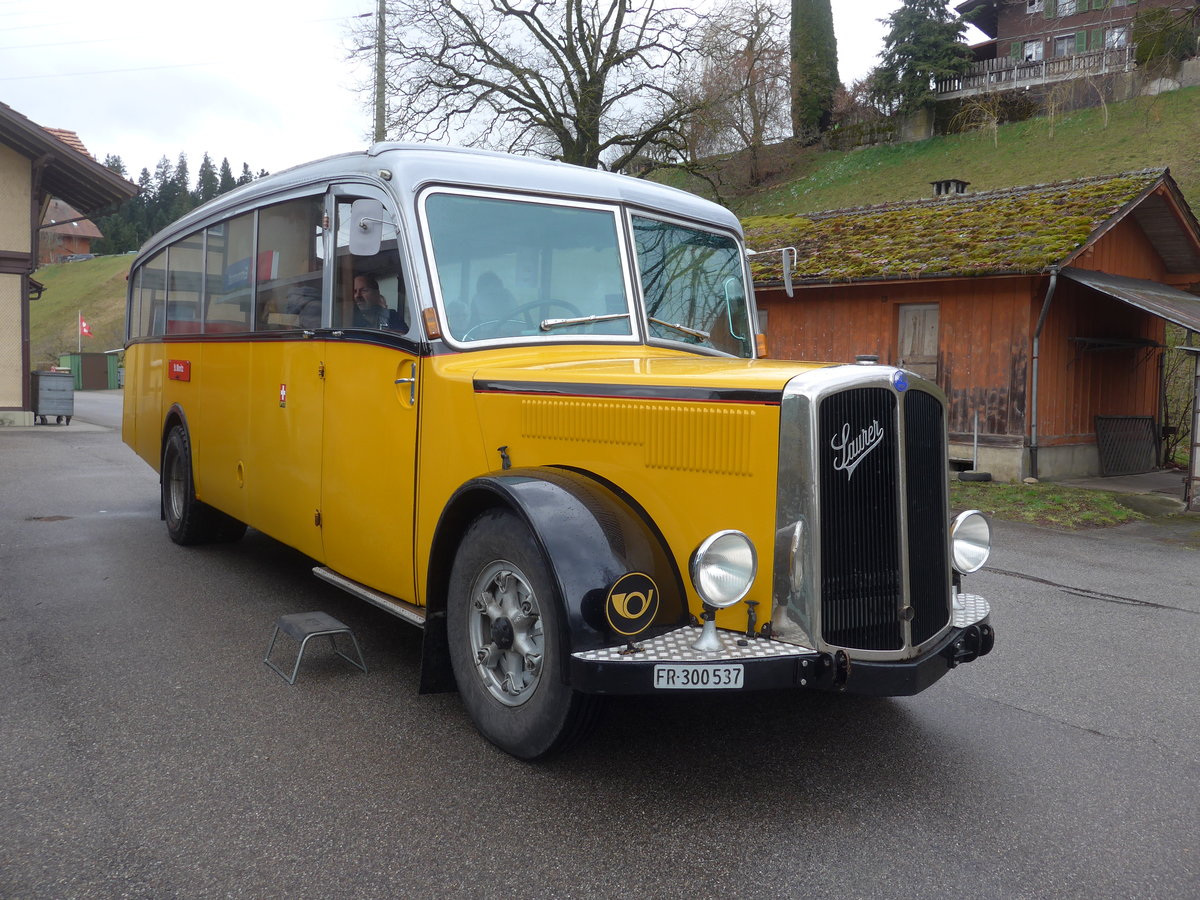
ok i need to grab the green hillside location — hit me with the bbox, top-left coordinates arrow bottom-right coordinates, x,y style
29,255 -> 132,367
678,85 -> 1200,217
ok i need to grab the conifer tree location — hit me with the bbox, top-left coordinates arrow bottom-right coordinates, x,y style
218,158 -> 237,194
57,152 -> 264,255
790,0 -> 838,138
170,153 -> 192,219
102,154 -> 127,178
195,152 -> 220,204
870,0 -> 971,116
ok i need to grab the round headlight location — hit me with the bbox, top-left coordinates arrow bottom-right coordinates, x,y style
690,530 -> 757,608
951,510 -> 992,574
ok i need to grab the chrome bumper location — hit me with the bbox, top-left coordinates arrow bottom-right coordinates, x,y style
568,594 -> 992,696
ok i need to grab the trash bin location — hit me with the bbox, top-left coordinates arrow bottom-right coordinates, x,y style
31,370 -> 74,425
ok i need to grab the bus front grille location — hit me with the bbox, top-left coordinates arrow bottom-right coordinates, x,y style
818,387 -> 904,651
904,389 -> 951,646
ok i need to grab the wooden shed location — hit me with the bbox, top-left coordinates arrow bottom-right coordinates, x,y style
744,169 -> 1200,482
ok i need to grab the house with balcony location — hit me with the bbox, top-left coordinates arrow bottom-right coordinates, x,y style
940,0 -> 1196,99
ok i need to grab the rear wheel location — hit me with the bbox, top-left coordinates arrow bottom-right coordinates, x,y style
162,424 -> 246,545
447,508 -> 599,759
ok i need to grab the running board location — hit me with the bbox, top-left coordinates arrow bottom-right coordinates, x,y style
312,567 -> 426,628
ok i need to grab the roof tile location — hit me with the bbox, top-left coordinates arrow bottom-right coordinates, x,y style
42,127 -> 92,157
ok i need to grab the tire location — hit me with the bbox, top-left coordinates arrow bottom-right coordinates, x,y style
447,508 -> 600,760
162,425 -> 247,545
958,471 -> 993,482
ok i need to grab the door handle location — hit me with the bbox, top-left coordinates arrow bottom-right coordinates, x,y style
394,362 -> 416,405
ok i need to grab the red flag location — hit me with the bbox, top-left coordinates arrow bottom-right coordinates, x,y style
80,316 -> 93,337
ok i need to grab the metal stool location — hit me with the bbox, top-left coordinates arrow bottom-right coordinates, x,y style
264,611 -> 367,684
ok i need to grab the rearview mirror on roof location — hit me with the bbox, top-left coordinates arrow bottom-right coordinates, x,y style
745,245 -> 796,297
349,198 -> 386,257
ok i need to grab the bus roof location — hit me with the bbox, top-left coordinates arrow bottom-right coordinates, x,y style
135,143 -> 741,261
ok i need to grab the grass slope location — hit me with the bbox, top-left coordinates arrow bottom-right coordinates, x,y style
29,255 -> 133,367
725,85 -> 1200,216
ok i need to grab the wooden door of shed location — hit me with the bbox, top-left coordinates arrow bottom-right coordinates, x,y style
898,303 -> 939,381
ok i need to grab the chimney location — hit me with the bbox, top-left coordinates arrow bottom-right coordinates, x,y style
931,178 -> 970,197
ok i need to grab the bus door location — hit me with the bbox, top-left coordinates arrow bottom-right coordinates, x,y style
242,195 -> 328,559
319,189 -> 421,603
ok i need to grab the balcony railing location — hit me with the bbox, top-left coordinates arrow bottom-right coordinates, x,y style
936,46 -> 1136,99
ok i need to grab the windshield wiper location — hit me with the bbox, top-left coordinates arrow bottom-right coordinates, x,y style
649,317 -> 710,342
540,313 -> 630,331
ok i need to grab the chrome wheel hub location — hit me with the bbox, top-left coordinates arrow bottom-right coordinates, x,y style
468,561 -> 544,706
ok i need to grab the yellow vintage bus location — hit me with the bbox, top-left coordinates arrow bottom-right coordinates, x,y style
123,144 -> 994,758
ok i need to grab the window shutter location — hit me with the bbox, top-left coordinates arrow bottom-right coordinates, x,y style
1045,0 -> 1057,17
1010,42 -> 1024,60
1075,30 -> 1088,53
1090,27 -> 1104,49
1092,0 -> 1109,9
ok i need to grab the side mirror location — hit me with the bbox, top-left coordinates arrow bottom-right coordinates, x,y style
349,198 -> 386,256
745,246 -> 797,298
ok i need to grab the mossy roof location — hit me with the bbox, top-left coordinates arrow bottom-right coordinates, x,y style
741,169 -> 1167,286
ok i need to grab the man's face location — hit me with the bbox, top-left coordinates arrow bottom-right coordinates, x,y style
353,277 -> 379,309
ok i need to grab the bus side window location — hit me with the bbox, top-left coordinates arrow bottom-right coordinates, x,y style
140,250 -> 167,337
334,198 -> 410,335
165,232 -> 203,335
256,196 -> 326,332
204,215 -> 254,333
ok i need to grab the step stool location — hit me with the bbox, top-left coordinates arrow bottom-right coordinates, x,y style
264,611 -> 367,684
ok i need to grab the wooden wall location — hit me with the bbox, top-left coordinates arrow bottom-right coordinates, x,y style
1035,218 -> 1168,446
758,212 -> 1170,452
758,275 -> 1034,445
1033,281 -> 1163,447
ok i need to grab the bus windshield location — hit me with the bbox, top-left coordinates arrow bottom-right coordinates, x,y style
632,215 -> 754,358
423,192 -> 753,357
424,192 -> 632,343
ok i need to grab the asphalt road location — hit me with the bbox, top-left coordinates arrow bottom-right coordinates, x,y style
1,398 -> 1197,899
68,389 -> 124,431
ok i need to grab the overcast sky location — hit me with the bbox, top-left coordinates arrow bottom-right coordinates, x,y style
1,1 -> 982,183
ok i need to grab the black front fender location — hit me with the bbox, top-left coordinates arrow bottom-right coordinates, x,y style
420,467 -> 686,693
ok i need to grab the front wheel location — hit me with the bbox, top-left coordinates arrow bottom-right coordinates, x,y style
162,424 -> 246,545
447,508 -> 599,759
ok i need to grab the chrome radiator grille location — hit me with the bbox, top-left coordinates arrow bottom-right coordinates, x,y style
787,377 -> 951,654
818,388 -> 904,651
903,389 -> 951,646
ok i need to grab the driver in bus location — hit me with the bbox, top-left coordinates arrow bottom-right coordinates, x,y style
471,271 -> 516,325
353,273 -> 407,332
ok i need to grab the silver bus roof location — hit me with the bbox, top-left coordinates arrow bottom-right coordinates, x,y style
134,143 -> 742,263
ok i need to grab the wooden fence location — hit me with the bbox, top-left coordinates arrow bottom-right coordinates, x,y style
936,46 -> 1136,99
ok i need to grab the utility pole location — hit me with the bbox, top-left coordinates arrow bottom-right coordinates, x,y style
374,0 -> 386,143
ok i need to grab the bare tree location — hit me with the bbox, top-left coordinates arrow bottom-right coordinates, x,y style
950,91 -> 1005,146
832,74 -> 887,127
355,0 -> 707,171
671,0 -> 791,186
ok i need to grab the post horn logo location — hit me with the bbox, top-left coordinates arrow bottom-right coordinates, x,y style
605,572 -> 660,637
